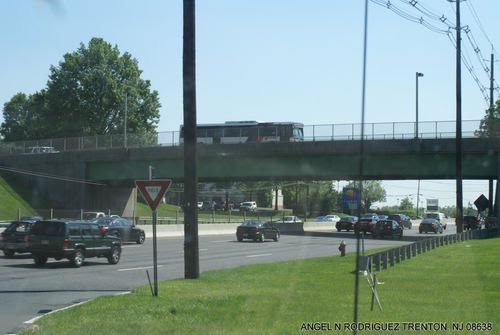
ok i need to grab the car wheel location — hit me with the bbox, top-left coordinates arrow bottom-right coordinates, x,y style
273,232 -> 280,242
237,237 -> 243,242
3,249 -> 15,257
33,254 -> 48,266
107,246 -> 121,264
136,232 -> 145,244
71,249 -> 85,267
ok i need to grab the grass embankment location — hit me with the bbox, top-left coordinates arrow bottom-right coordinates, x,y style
21,238 -> 500,335
0,175 -> 37,219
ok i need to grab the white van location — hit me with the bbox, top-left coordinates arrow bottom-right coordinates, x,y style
239,201 -> 257,212
26,146 -> 59,154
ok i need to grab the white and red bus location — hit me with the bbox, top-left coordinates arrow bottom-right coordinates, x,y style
180,121 -> 304,144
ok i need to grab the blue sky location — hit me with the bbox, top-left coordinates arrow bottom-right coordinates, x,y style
1,0 -> 499,208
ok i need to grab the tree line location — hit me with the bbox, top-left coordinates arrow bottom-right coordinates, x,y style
1,37 -> 160,141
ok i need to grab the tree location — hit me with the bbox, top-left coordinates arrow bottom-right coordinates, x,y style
345,180 -> 386,212
1,37 -> 161,140
281,181 -> 341,216
476,100 -> 500,138
1,93 -> 31,141
399,197 -> 413,211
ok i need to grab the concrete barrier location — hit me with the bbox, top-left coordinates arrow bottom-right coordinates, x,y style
137,221 -> 334,238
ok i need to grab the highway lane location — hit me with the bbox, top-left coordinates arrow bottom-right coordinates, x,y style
0,226 -> 456,334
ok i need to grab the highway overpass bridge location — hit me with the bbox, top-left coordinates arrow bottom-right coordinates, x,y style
0,137 -> 499,217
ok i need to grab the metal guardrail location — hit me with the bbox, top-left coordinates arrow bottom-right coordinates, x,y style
0,119 -> 484,156
362,228 -> 497,273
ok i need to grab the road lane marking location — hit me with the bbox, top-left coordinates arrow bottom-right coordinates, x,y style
246,253 -> 272,258
117,265 -> 164,272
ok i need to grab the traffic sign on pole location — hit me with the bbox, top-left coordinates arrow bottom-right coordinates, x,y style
135,179 -> 172,297
135,180 -> 172,210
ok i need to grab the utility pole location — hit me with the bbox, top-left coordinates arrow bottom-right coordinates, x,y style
489,52 -> 494,216
454,0 -> 464,233
183,0 -> 199,279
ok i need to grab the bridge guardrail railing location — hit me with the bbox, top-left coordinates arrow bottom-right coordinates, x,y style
0,119 -> 484,156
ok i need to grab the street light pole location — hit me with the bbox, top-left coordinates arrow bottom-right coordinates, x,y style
415,72 -> 424,138
124,90 -> 128,149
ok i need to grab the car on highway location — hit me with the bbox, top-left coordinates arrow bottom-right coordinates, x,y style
335,216 -> 358,232
272,215 -> 303,224
236,219 -> 280,242
313,214 -> 340,222
25,146 -> 59,154
388,213 -> 412,229
418,218 -> 443,234
423,212 -> 447,230
372,220 -> 403,239
239,201 -> 257,212
82,211 -> 106,220
93,217 -> 145,244
354,214 -> 379,234
0,219 -> 38,257
28,220 -> 122,267
323,214 -> 341,223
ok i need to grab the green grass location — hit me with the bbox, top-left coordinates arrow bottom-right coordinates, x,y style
0,175 -> 37,219
21,238 -> 500,335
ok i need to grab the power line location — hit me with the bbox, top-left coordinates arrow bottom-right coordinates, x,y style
370,0 -> 498,105
0,165 -> 106,186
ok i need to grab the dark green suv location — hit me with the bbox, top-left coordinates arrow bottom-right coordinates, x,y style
28,220 -> 122,267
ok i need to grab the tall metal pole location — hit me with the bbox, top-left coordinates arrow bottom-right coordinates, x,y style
416,180 -> 421,218
455,0 -> 464,233
489,53 -> 494,215
415,72 -> 424,138
354,1 -> 369,333
183,0 -> 199,279
490,53 -> 495,109
124,91 -> 128,149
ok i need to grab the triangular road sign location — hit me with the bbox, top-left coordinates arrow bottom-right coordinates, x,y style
135,179 -> 172,210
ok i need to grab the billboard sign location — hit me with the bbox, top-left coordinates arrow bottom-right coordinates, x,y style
426,199 -> 439,211
342,187 -> 359,210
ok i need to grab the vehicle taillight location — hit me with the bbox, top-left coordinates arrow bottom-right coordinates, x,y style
100,227 -> 108,233
432,224 -> 435,228
63,239 -> 69,249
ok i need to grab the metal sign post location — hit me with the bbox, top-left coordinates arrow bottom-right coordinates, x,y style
135,179 -> 172,297
152,208 -> 158,296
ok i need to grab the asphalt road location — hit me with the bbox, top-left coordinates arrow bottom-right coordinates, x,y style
0,225 -> 456,334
